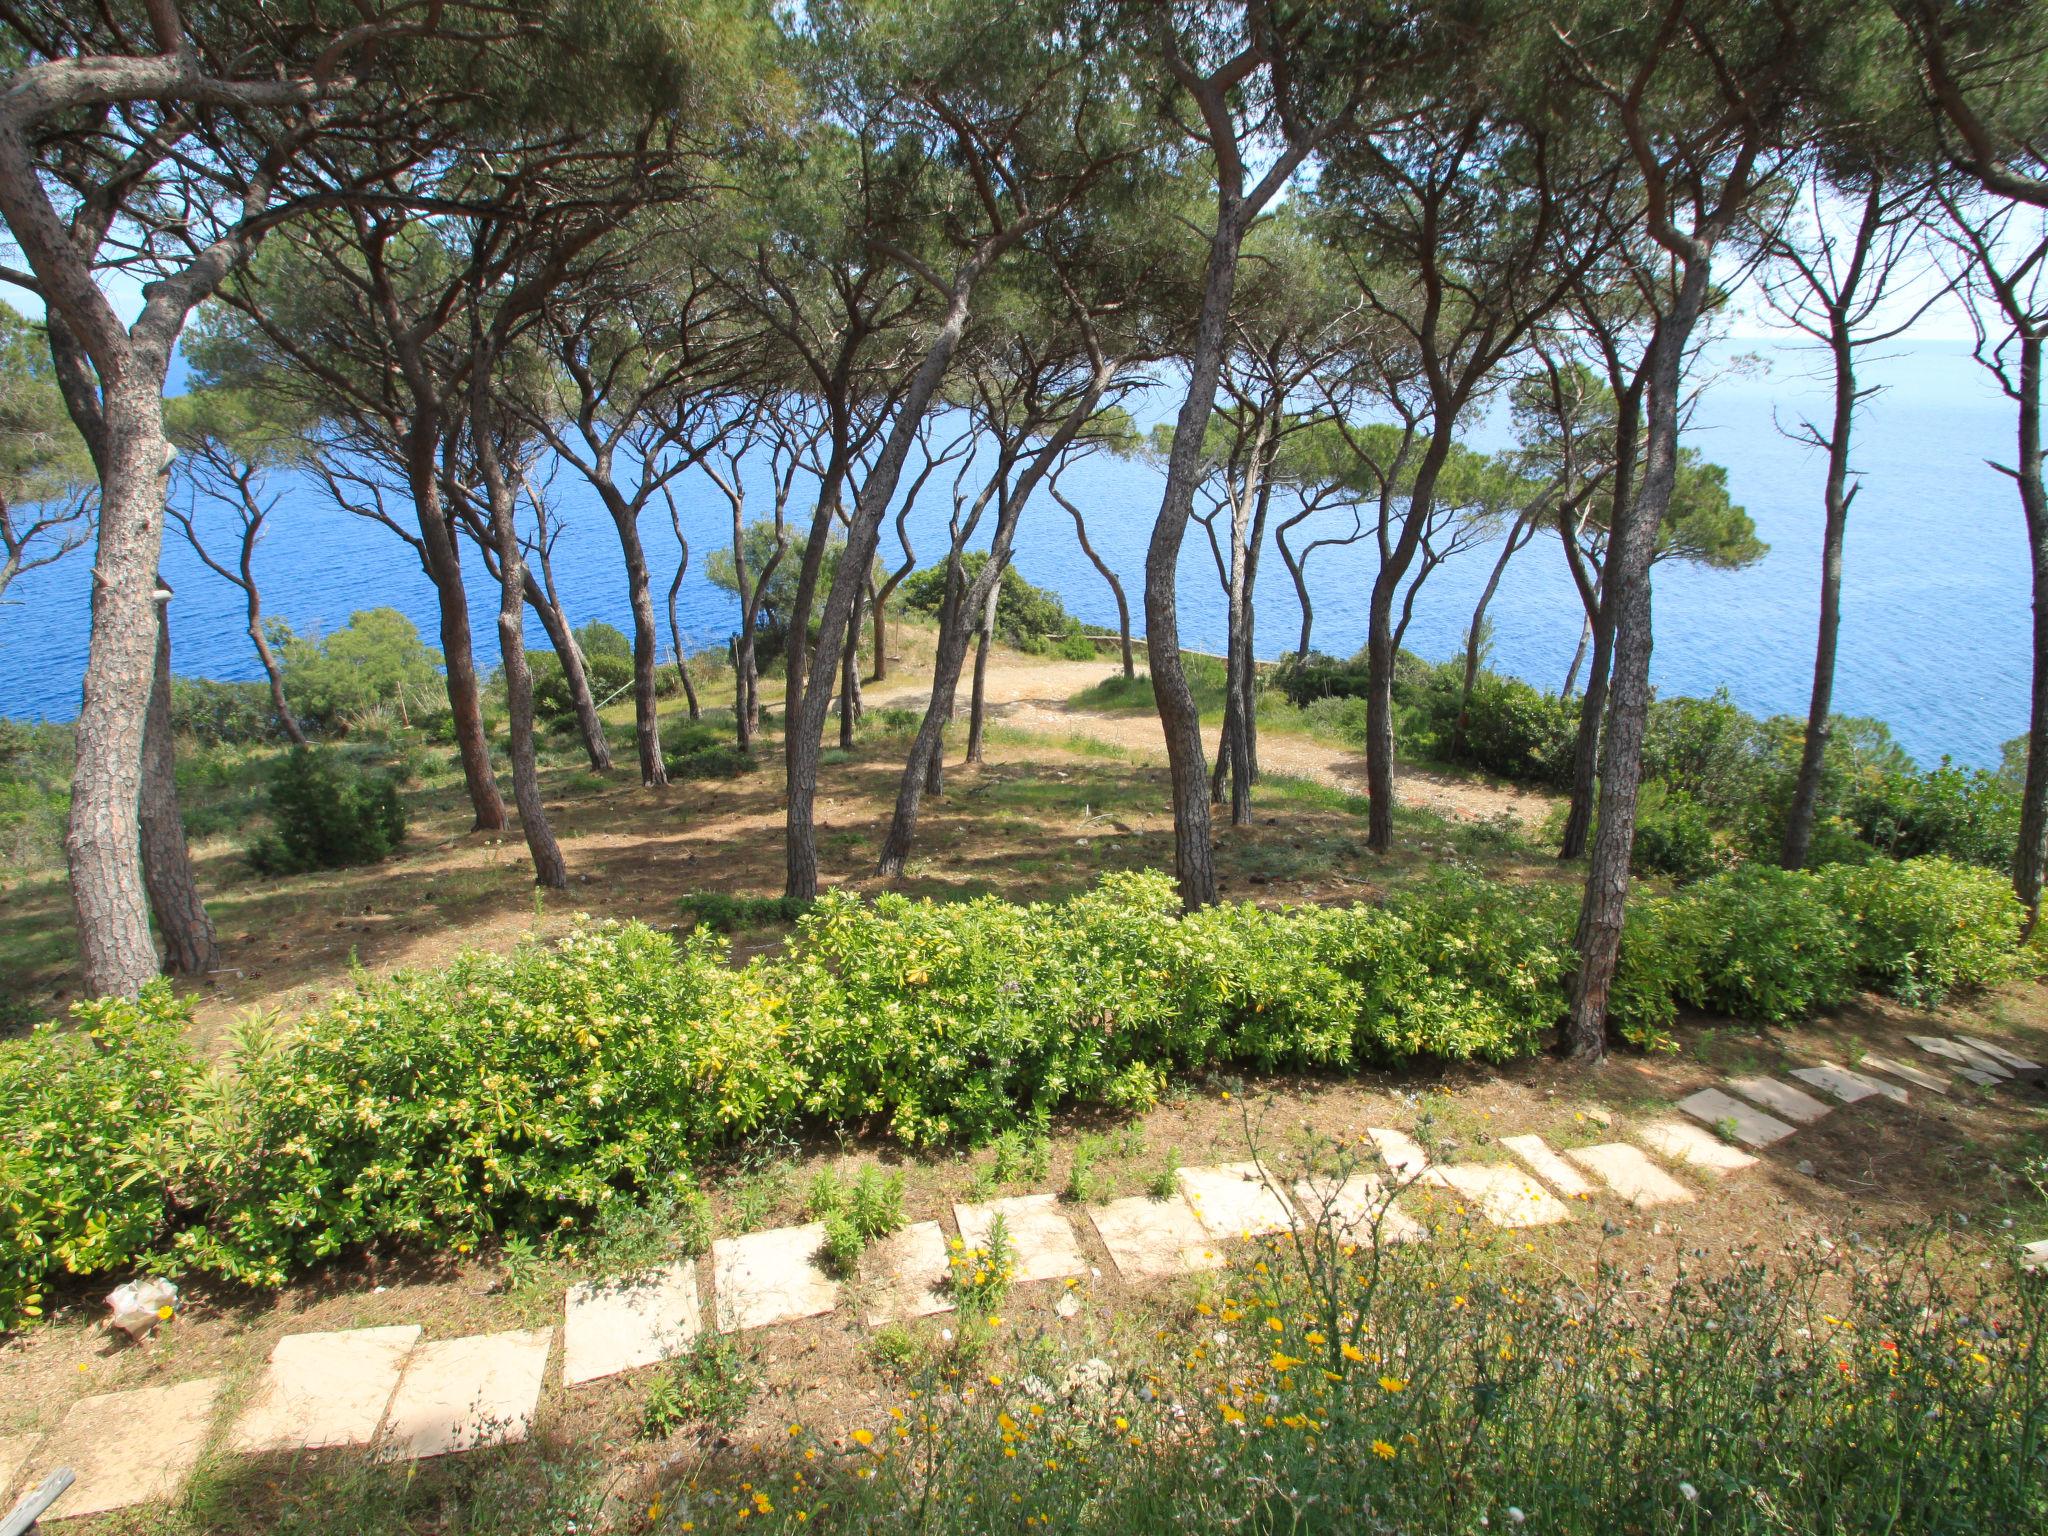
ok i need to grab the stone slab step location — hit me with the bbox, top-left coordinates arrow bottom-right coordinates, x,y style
1725,1076 -> 1831,1125
1957,1034 -> 2041,1072
1566,1144 -> 1696,1208
862,1221 -> 956,1325
1675,1087 -> 1796,1148
2023,1239 -> 2048,1274
1500,1134 -> 1597,1199
1636,1119 -> 1758,1175
1432,1163 -> 1572,1227
1792,1064 -> 1906,1106
29,1377 -> 222,1518
230,1324 -> 420,1452
712,1224 -> 840,1333
1857,1051 -> 1949,1094
1176,1163 -> 1294,1241
953,1194 -> 1087,1284
1911,1035 -> 2012,1079
0,1435 -> 35,1508
1364,1128 -> 1430,1180
378,1328 -> 552,1462
1290,1173 -> 1425,1245
563,1263 -> 702,1386
1089,1195 -> 1224,1281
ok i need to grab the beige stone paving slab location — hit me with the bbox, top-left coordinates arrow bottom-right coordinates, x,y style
1089,1197 -> 1225,1281
562,1264 -> 702,1387
1500,1134 -> 1597,1199
1177,1162 -> 1296,1242
1957,1034 -> 2042,1072
1956,1066 -> 2004,1088
1290,1173 -> 1425,1245
1858,1051 -> 1949,1094
0,1435 -> 34,1505
862,1222 -> 956,1325
33,1376 -> 222,1519
1911,1035 -> 2012,1078
1364,1127 -> 1431,1179
230,1324 -> 420,1452
1794,1063 -> 1906,1106
1636,1119 -> 1758,1175
2023,1239 -> 2048,1274
377,1329 -> 552,1462
712,1224 -> 841,1333
1726,1076 -> 1831,1125
1565,1144 -> 1696,1208
1675,1087 -> 1796,1149
953,1195 -> 1088,1284
1431,1163 -> 1572,1228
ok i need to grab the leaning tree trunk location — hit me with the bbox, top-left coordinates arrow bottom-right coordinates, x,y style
840,581 -> 864,751
611,505 -> 667,786
474,413 -> 566,890
1053,485 -> 1134,678
1561,614 -> 1592,699
966,575 -> 1001,765
408,430 -> 506,832
1782,330 -> 1859,869
2012,332 -> 2048,930
1146,219 -> 1250,909
1567,277 -> 1707,1060
519,565 -> 611,772
1558,616 -> 1614,860
66,371 -> 178,996
881,558 -> 976,875
238,534 -> 306,746
139,592 -> 218,976
1228,477 -> 1273,825
1455,518 -> 1532,761
1363,444 -> 1453,852
869,576 -> 889,684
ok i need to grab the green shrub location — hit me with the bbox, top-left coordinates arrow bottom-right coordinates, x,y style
168,676 -> 285,745
664,743 -> 754,780
1845,761 -> 2019,871
532,626 -> 635,727
0,984 -> 194,1329
1821,856 -> 2025,1006
1442,671 -> 1578,787
246,747 -> 407,874
677,891 -> 812,932
1629,782 -> 1722,882
1672,866 -> 1858,1023
900,555 -> 1089,651
174,921 -> 806,1286
278,608 -> 442,732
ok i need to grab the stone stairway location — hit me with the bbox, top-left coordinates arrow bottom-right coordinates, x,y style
3,1028 -> 2036,1524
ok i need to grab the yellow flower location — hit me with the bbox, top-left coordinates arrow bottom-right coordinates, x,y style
851,1429 -> 875,1447
156,1304 -> 174,1321
788,1423 -> 803,1436
1219,1402 -> 1245,1425
1372,1439 -> 1396,1460
648,1501 -> 664,1520
1270,1352 -> 1306,1373
1379,1376 -> 1407,1393
1341,1343 -> 1366,1363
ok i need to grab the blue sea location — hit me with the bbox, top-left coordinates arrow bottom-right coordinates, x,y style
0,338 -> 2031,770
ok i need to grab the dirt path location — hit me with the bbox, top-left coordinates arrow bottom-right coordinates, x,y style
868,658 -> 1559,829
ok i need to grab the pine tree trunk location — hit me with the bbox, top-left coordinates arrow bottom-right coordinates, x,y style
869,577 -> 888,683
2012,332 -> 2048,929
1567,274 -> 1709,1060
65,372 -> 175,997
1561,614 -> 1591,699
1455,520 -> 1527,760
839,581 -> 863,751
1558,619 -> 1613,860
612,507 -> 667,786
238,532 -> 306,747
1364,444 -> 1453,852
1782,325 -> 1859,870
1053,485 -> 1134,678
520,566 -> 611,772
966,576 -> 999,764
411,438 -> 506,832
139,593 -> 218,976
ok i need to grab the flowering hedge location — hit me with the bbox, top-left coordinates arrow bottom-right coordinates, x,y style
0,856 -> 2026,1324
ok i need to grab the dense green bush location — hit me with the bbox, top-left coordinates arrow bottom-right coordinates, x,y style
1668,865 -> 1860,1024
1845,760 -> 2019,871
677,891 -> 813,931
0,718 -> 71,868
1628,782 -> 1723,882
246,746 -> 408,874
900,555 -> 1089,651
0,985 -> 194,1329
532,624 -> 636,727
1819,855 -> 2025,1006
168,676 -> 285,745
278,608 -> 443,732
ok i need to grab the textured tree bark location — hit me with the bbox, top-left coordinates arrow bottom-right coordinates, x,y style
1145,218 -> 1246,907
965,574 -> 1000,764
612,505 -> 667,784
2012,333 -> 2048,929
518,560 -> 611,773
869,576 -> 888,683
243,561 -> 306,747
409,427 -> 506,831
1567,273 -> 1709,1060
1781,324 -> 1860,870
839,581 -> 863,751
1559,402 -> 1636,863
139,591 -> 219,976
1558,618 -> 1613,861
1363,441 -> 1454,851
65,371 -> 176,996
1561,614 -> 1591,698
473,398 -> 567,888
